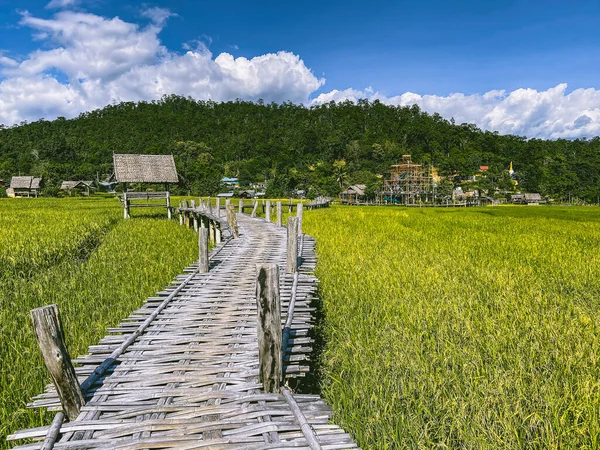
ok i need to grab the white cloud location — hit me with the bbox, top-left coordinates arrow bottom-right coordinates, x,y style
312,84 -> 600,139
0,9 -> 323,125
46,0 -> 81,9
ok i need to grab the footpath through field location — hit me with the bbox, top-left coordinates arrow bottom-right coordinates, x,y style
9,213 -> 358,449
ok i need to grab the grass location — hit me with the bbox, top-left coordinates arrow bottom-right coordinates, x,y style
0,198 -> 197,448
303,205 -> 600,449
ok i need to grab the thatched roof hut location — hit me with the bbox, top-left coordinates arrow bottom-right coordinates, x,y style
113,154 -> 178,184
9,176 -> 42,197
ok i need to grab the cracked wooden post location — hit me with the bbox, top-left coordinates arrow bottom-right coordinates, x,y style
227,204 -> 239,238
286,216 -> 298,274
296,202 -> 303,235
276,201 -> 282,227
30,304 -> 85,421
265,200 -> 271,222
198,227 -> 209,273
255,264 -> 281,393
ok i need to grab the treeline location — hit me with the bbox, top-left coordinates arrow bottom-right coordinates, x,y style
0,95 -> 598,201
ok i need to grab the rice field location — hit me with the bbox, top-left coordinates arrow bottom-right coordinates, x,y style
0,198 -> 197,448
303,206 -> 600,449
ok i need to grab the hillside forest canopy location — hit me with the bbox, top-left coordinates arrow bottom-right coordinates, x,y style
0,96 -> 598,201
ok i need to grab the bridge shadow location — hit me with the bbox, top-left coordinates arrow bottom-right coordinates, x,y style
289,285 -> 326,396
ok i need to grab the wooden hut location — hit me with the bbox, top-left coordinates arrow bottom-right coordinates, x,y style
8,176 -> 41,198
340,184 -> 366,204
113,154 -> 178,219
60,181 -> 95,196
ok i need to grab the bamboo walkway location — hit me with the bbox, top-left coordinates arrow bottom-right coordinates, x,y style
8,212 -> 358,449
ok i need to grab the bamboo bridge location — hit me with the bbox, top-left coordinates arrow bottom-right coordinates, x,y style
8,200 -> 358,449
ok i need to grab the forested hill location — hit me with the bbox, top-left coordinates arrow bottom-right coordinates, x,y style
0,95 -> 598,201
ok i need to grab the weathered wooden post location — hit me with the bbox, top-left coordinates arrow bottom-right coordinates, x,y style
183,200 -> 190,228
216,197 -> 221,218
255,264 -> 281,393
265,200 -> 271,222
208,219 -> 215,244
277,201 -> 282,227
239,198 -> 244,214
123,192 -> 130,219
198,228 -> 209,273
215,225 -> 222,244
251,200 -> 259,218
227,204 -> 239,238
190,199 -> 196,209
166,191 -> 172,220
286,217 -> 298,273
30,305 -> 85,421
207,197 -> 212,215
297,202 -> 303,235
178,201 -> 183,226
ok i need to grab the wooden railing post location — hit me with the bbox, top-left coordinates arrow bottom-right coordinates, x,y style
227,204 -> 239,238
297,202 -> 303,235
286,217 -> 298,273
251,200 -> 259,218
255,264 -> 281,393
166,191 -> 172,220
266,200 -> 271,222
178,201 -> 183,226
198,228 -> 209,273
30,305 -> 85,421
239,198 -> 244,214
208,219 -> 215,244
123,192 -> 129,219
216,197 -> 221,218
207,197 -> 212,215
277,201 -> 282,227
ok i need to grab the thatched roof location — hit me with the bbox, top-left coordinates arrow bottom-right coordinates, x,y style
113,154 -> 178,183
31,178 -> 42,189
342,184 -> 366,196
10,176 -> 35,189
61,181 -> 95,190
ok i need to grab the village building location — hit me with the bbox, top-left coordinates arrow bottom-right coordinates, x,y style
60,181 -> 95,196
339,184 -> 366,203
7,176 -> 42,198
221,177 -> 239,188
382,155 -> 433,204
511,193 -> 544,205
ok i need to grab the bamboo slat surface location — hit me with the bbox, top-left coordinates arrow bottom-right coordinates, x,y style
9,213 -> 358,449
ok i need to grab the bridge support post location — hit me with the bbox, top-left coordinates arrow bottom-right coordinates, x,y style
286,217 -> 298,274
255,264 -> 281,393
30,304 -> 85,421
276,201 -> 282,227
216,197 -> 221,218
296,202 -> 303,235
265,200 -> 271,222
123,192 -> 130,219
251,200 -> 259,218
198,228 -> 209,273
227,204 -> 239,238
239,198 -> 244,214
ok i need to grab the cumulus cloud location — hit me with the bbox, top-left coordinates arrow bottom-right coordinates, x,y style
46,0 -> 81,9
311,84 -> 600,139
0,9 -> 323,125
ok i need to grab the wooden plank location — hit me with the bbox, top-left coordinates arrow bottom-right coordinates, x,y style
255,264 -> 281,394
30,305 -> 85,421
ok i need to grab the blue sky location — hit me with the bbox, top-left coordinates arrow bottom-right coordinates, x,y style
0,0 -> 599,138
